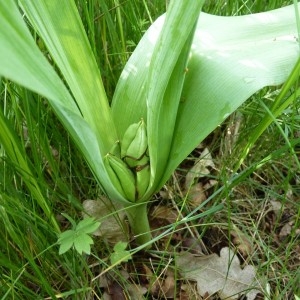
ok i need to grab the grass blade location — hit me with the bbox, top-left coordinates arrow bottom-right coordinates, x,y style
0,107 -> 59,231
0,0 -> 129,204
19,0 -> 118,154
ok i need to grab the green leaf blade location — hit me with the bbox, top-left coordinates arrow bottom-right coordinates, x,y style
74,234 -> 94,255
113,0 -> 205,197
110,242 -> 131,265
164,5 -> 300,184
76,218 -> 101,234
0,0 -> 129,205
58,230 -> 76,255
0,0 -> 77,113
19,0 -> 118,155
112,4 -> 300,195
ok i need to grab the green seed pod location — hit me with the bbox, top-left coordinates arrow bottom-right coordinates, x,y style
104,153 -> 136,201
121,119 -> 148,161
125,152 -> 149,168
136,164 -> 150,200
109,140 -> 121,157
120,122 -> 139,158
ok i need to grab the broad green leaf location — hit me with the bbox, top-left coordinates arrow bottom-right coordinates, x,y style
74,234 -> 94,255
168,6 -> 299,183
112,4 -> 300,195
58,230 -> 76,255
57,219 -> 98,255
236,57 -> 300,169
58,230 -> 76,243
76,218 -> 101,234
19,0 -> 118,155
112,1 -> 205,197
145,1 -> 205,190
113,241 -> 128,252
18,0 -> 126,202
110,241 -> 131,265
0,0 -> 130,205
0,1 -> 76,114
53,105 -> 129,204
59,242 -> 74,255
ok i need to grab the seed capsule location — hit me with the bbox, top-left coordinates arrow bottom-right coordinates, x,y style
136,164 -> 150,200
104,153 -> 136,201
121,119 -> 148,161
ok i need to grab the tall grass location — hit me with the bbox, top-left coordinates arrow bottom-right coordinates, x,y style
0,0 -> 299,299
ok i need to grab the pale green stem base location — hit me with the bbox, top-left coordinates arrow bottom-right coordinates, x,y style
125,202 -> 152,247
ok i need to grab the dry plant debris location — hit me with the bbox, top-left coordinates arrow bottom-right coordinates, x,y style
99,271 -> 147,300
183,147 -> 218,208
82,198 -> 127,243
185,147 -> 215,190
177,247 -> 262,300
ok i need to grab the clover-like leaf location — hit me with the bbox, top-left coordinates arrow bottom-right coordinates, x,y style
73,234 -> 94,255
57,216 -> 100,255
110,241 -> 132,265
76,217 -> 101,234
58,230 -> 76,255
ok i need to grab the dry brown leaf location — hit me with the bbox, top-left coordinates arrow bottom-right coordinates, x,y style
126,284 -> 147,300
279,221 -> 293,239
177,247 -> 262,300
151,205 -> 179,224
98,271 -> 146,300
203,179 -> 218,190
188,183 -> 207,208
180,282 -> 201,300
181,237 -> 205,255
162,270 -> 176,298
82,198 -> 127,243
148,269 -> 176,298
269,200 -> 283,215
102,292 -> 112,300
107,281 -> 126,300
185,148 -> 215,190
231,230 -> 254,257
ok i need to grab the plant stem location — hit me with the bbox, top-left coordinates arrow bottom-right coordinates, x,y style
125,202 -> 152,247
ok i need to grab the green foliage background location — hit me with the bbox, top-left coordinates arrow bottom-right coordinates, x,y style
0,0 -> 299,299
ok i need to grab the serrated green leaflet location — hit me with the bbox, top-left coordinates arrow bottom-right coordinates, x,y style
110,242 -> 131,265
76,218 -> 101,234
57,217 -> 100,254
58,230 -> 76,255
74,234 -> 94,255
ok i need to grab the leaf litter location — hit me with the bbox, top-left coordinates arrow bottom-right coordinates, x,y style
184,147 -> 218,209
82,197 -> 128,243
177,247 -> 263,300
81,145 -> 297,299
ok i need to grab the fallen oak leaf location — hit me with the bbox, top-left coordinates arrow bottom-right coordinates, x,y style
82,198 -> 127,243
126,284 -> 147,300
177,247 -> 262,300
185,147 -> 215,190
188,183 -> 207,208
231,229 -> 254,257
